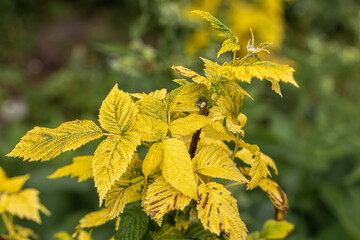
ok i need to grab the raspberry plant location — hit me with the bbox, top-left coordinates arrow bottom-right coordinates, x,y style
7,11 -> 297,240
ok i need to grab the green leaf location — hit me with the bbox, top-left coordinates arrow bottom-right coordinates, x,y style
151,224 -> 182,240
184,222 -> 218,240
261,220 -> 295,239
115,201 -> 149,240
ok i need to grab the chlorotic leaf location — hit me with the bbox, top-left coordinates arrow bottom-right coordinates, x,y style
172,66 -> 210,88
218,38 -> 240,58
169,114 -> 212,136
142,142 -> 164,179
7,120 -> 103,162
184,222 -> 218,240
78,209 -> 110,229
151,224 -> 182,240
136,96 -> 167,122
77,230 -> 93,240
12,225 -> 38,240
143,176 -> 192,222
0,188 -> 50,224
197,182 -> 247,239
105,179 -> 131,220
99,84 -> 138,134
261,219 -> 295,239
219,61 -> 298,92
235,148 -> 278,175
0,167 -> 29,193
201,57 -> 220,85
134,114 -> 168,142
48,155 -> 93,182
134,96 -> 168,142
93,133 -> 141,204
192,10 -> 237,42
193,145 -> 248,183
54,231 -> 72,240
115,201 -> 149,240
149,89 -> 167,100
165,83 -> 209,113
247,155 -> 271,190
160,138 -> 197,199
258,179 -> 288,220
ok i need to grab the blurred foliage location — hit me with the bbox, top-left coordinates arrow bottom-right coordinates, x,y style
0,0 -> 360,239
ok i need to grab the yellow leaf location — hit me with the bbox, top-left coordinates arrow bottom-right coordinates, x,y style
99,84 -> 138,134
149,89 -> 167,100
134,96 -> 168,142
7,120 -> 103,162
261,219 -> 294,239
13,225 -> 38,240
201,57 -> 220,85
143,142 -> 164,180
143,176 -> 192,222
131,89 -> 167,100
0,167 -> 29,193
172,66 -> 210,87
137,96 -> 167,122
78,209 -> 110,228
169,114 -> 212,136
192,10 -> 237,43
219,61 -> 298,95
247,154 -> 271,190
235,148 -> 278,175
77,230 -> 92,240
134,114 -> 168,142
0,188 -> 50,224
165,83 -> 209,113
104,155 -> 143,219
54,231 -> 72,240
160,138 -> 197,199
104,179 -> 131,220
48,155 -> 93,182
258,179 -> 288,221
193,145 -> 248,184
197,182 -> 247,239
218,38 -> 240,58
92,132 -> 141,204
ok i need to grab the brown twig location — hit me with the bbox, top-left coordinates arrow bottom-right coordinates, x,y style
189,101 -> 207,159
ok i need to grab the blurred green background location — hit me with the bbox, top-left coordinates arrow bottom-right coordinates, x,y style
1,0 -> 359,239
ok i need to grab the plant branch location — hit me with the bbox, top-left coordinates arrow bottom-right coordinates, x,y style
188,101 -> 208,159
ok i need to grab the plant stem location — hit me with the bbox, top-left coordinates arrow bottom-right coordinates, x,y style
1,213 -> 14,237
188,101 -> 207,159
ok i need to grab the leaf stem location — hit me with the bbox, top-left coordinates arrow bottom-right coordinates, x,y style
1,213 -> 14,236
188,101 -> 207,159
224,182 -> 243,189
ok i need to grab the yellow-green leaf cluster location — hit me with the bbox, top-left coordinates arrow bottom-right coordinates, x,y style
0,167 -> 50,225
94,84 -> 141,203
